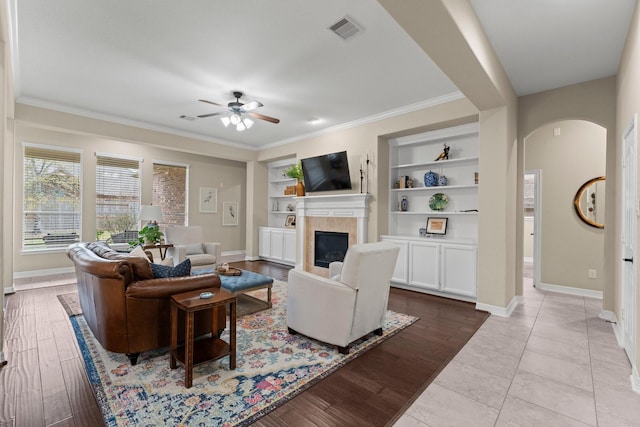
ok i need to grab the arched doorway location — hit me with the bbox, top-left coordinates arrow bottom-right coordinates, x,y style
523,120 -> 606,295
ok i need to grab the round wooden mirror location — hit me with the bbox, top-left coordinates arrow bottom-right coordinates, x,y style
574,176 -> 605,229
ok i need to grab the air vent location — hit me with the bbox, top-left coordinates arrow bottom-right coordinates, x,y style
328,16 -> 362,41
179,115 -> 197,121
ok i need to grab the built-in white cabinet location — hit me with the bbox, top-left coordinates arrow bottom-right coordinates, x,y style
259,227 -> 296,266
382,235 -> 477,301
385,122 -> 479,302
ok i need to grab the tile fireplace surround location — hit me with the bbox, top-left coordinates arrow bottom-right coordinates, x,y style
295,193 -> 371,276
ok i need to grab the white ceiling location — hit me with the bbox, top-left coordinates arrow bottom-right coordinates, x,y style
10,0 -> 636,149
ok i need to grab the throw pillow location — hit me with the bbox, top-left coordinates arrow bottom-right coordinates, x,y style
160,256 -> 174,266
151,258 -> 191,278
185,243 -> 204,255
129,245 -> 151,262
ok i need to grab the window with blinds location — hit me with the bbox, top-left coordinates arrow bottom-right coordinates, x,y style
153,163 -> 187,228
23,145 -> 82,250
96,154 -> 141,242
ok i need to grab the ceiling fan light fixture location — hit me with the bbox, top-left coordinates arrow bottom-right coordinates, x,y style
244,118 -> 254,129
220,116 -> 231,127
236,121 -> 247,132
230,113 -> 241,125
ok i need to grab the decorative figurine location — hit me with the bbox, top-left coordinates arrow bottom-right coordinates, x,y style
435,143 -> 450,161
400,196 -> 408,212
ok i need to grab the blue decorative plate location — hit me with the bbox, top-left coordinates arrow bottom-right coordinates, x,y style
429,193 -> 449,211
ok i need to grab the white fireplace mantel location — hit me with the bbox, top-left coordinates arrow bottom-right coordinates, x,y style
295,193 -> 371,270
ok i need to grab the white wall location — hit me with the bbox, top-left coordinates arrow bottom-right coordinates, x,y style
525,120 -> 606,292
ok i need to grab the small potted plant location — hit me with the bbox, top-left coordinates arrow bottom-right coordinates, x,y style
284,162 -> 305,196
130,224 -> 164,247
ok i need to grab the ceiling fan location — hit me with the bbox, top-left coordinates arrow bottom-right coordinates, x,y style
197,91 -> 280,131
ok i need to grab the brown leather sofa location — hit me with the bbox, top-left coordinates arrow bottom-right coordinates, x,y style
67,241 -> 225,365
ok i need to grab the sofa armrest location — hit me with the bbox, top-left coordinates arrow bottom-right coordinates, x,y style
203,242 -> 222,262
166,245 -> 187,264
328,261 -> 343,279
126,273 -> 221,299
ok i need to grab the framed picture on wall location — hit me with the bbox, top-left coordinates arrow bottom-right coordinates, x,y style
222,202 -> 239,226
426,217 -> 448,235
285,214 -> 296,228
199,187 -> 217,213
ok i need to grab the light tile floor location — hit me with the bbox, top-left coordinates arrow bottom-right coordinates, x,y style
394,278 -> 640,427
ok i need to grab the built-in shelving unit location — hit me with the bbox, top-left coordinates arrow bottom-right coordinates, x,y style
261,159 -> 298,266
385,122 -> 479,301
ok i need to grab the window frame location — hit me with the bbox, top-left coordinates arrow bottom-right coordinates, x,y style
21,142 -> 83,253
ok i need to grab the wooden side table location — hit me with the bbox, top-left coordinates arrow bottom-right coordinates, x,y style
143,243 -> 173,260
170,288 -> 237,388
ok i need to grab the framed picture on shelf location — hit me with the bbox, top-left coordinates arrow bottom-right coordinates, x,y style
285,214 -> 296,228
222,202 -> 239,226
199,187 -> 217,213
426,217 -> 448,235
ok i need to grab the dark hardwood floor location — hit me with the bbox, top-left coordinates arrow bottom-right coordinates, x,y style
0,260 -> 489,426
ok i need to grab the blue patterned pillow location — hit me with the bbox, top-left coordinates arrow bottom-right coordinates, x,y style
150,259 -> 191,278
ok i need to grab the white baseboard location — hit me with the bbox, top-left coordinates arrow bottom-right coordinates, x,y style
13,266 -> 75,279
631,365 -> 640,395
245,255 -> 261,261
221,250 -> 246,263
3,287 -> 15,295
537,282 -> 603,299
476,295 -> 518,317
599,310 -> 617,324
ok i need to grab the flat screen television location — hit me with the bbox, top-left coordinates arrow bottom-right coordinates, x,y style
301,151 -> 352,193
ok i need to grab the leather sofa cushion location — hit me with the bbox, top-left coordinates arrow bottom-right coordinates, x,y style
86,241 -> 154,280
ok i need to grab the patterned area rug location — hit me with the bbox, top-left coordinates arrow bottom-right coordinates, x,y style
57,292 -> 82,316
70,280 -> 418,426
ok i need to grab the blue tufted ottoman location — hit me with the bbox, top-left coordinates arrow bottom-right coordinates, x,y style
194,269 -> 274,315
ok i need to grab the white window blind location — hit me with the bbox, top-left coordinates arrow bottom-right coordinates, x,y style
23,145 -> 82,250
153,163 -> 187,228
96,154 -> 141,242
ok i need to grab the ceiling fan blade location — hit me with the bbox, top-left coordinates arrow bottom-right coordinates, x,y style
241,100 -> 263,112
198,99 -> 225,107
197,111 -> 227,118
249,112 -> 280,124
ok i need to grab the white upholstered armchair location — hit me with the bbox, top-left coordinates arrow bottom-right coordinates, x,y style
164,226 -> 221,271
286,241 -> 400,353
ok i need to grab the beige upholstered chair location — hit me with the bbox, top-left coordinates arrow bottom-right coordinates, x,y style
164,226 -> 221,271
286,241 -> 400,353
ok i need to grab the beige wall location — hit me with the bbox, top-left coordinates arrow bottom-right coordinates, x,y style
617,0 -> 640,379
518,76 -> 617,307
525,120 -> 606,292
13,124 -> 247,274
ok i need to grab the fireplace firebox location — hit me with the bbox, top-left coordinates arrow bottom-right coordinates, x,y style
314,231 -> 349,268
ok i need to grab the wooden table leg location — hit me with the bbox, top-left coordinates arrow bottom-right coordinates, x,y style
229,299 -> 236,370
170,303 -> 177,369
185,311 -> 194,388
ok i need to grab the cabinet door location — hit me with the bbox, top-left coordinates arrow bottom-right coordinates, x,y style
381,238 -> 409,284
409,241 -> 439,290
283,230 -> 296,264
258,228 -> 271,258
270,229 -> 285,260
441,244 -> 477,297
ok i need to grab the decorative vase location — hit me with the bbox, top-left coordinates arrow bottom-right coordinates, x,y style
424,170 -> 438,187
296,181 -> 305,196
438,175 -> 448,186
400,196 -> 408,212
